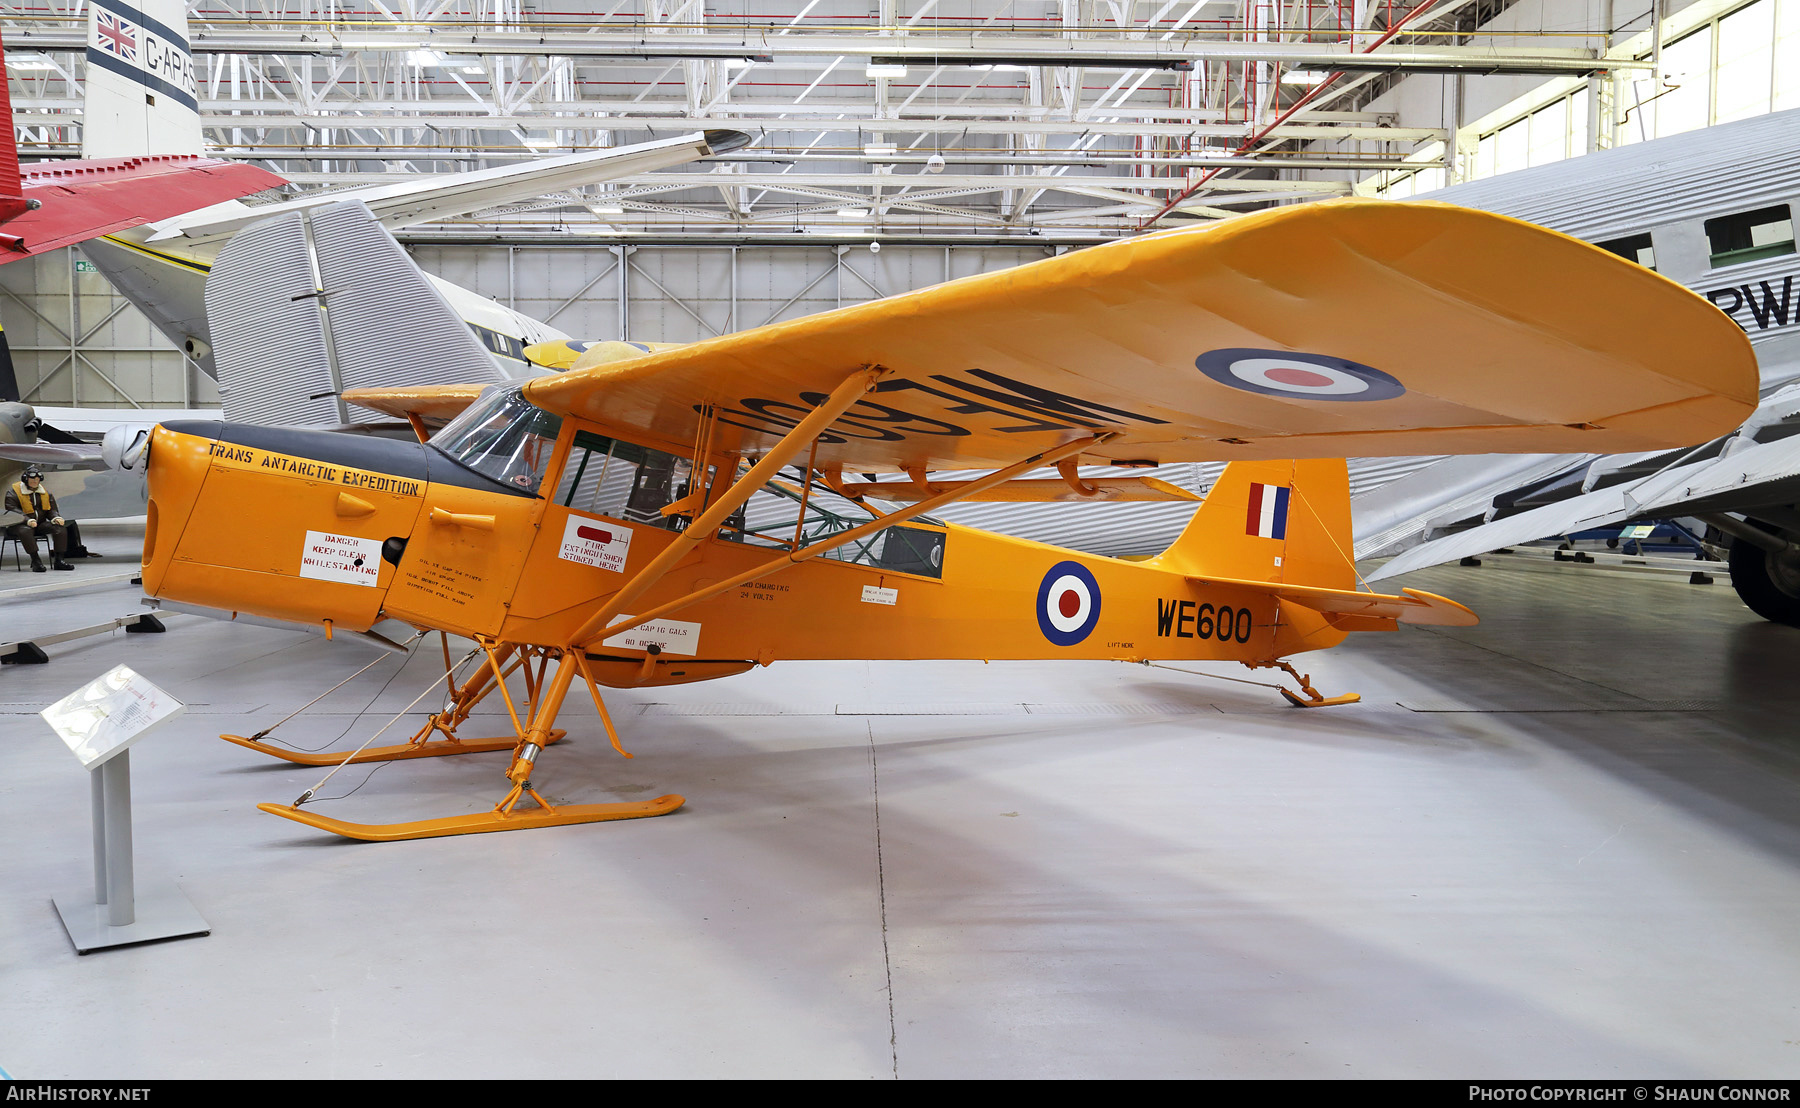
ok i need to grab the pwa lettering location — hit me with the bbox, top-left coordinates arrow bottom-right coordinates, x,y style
1707,276 -> 1795,331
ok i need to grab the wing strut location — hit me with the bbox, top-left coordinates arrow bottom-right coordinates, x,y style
567,365 -> 889,646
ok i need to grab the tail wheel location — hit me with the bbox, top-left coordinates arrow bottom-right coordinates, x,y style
1728,528 -> 1800,626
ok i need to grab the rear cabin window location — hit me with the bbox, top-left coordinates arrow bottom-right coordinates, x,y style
734,470 -> 948,580
1595,232 -> 1656,270
1705,205 -> 1796,268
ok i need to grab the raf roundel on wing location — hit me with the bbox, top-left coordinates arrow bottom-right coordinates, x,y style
1037,561 -> 1102,646
1196,348 -> 1405,402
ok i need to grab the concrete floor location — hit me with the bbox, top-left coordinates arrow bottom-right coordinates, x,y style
4,530 -> 1800,1079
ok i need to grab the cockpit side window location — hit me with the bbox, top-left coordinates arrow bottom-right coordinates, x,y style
430,387 -> 564,494
553,428 -> 696,530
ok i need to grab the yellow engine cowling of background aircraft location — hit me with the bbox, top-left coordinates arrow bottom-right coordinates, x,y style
143,421 -> 474,634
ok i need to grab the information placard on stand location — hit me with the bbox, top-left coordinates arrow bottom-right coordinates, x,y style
42,666 -> 210,954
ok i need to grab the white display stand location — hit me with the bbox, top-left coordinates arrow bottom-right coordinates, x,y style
42,666 -> 210,954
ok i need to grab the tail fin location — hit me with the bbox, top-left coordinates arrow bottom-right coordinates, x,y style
80,0 -> 203,157
0,30 -> 30,225
1150,458 -> 1478,645
1148,458 -> 1356,589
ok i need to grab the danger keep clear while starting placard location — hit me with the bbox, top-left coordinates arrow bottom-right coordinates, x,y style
299,530 -> 382,587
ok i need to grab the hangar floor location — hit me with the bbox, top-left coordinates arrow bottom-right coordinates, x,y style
4,533 -> 1800,1079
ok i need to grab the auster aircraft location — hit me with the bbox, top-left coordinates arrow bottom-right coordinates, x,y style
129,199 -> 1758,841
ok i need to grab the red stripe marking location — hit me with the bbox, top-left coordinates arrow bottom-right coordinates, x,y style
577,525 -> 614,545
1245,482 -> 1264,536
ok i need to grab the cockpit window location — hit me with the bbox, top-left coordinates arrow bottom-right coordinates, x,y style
429,386 -> 563,494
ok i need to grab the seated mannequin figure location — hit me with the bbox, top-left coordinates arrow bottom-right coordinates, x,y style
5,466 -> 74,572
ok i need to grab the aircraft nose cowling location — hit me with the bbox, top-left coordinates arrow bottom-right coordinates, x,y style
140,421 -> 220,596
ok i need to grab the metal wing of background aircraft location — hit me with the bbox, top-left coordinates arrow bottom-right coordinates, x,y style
138,131 -> 749,245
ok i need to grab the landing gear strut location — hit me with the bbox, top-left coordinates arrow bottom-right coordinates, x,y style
1246,660 -> 1362,708
231,636 -> 683,841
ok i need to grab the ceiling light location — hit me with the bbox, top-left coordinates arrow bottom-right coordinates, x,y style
588,205 -> 625,215
406,49 -> 447,68
865,63 -> 907,78
721,57 -> 757,70
1281,70 -> 1329,85
925,154 -> 946,173
986,64 -> 1030,73
10,55 -> 56,71
521,135 -> 557,149
837,208 -> 871,219
863,142 -> 898,156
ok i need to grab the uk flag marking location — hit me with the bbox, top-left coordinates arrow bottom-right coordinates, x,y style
95,10 -> 138,61
1246,483 -> 1290,540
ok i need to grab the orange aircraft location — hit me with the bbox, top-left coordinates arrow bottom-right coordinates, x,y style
130,199 -> 1758,841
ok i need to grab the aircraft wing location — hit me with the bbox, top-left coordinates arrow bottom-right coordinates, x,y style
1352,452 -> 1593,560
1366,433 -> 1800,580
491,200 -> 1757,470
148,131 -> 746,241
0,441 -> 108,470
1,156 -> 284,263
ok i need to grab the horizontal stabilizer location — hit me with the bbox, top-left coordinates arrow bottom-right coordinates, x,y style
342,383 -> 493,424
1184,573 -> 1479,627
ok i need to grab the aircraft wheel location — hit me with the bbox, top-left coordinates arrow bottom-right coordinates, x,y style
1728,530 -> 1800,626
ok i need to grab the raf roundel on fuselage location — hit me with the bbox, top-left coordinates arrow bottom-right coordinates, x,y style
1037,561 -> 1102,647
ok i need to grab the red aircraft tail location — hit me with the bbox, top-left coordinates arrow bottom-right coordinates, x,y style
0,30 -> 35,227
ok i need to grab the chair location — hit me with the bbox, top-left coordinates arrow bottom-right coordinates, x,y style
2,532 -> 46,571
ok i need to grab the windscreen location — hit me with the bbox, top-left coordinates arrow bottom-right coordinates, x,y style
430,386 -> 564,494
